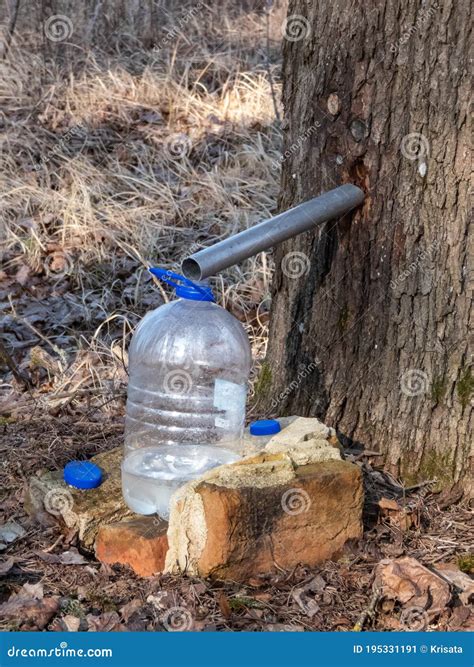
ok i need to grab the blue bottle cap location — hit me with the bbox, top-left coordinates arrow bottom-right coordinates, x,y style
64,461 -> 103,489
250,419 -> 281,436
149,268 -> 215,302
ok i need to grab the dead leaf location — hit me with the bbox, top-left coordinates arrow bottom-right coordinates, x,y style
252,592 -> 272,602
58,548 -> 88,565
86,611 -> 125,632
15,264 -> 30,286
0,583 -> 59,630
379,497 -> 400,511
435,565 -> 474,606
374,557 -> 451,612
119,598 -> 142,623
378,498 -> 418,531
50,615 -> 81,632
0,521 -> 26,550
36,548 -> 86,565
190,582 -> 207,595
448,605 -> 474,631
146,591 -> 175,610
0,557 -> 16,575
218,593 -> 231,619
139,110 -> 164,124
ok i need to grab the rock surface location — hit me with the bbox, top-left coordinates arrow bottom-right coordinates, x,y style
96,517 -> 168,576
26,447 -> 133,549
165,429 -> 363,580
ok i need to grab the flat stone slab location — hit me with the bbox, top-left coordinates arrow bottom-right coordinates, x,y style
26,417 -> 363,580
26,447 -> 133,550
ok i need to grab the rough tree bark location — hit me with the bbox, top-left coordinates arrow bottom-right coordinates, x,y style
266,0 -> 472,491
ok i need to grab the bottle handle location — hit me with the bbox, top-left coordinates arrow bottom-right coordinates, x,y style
149,267 -> 210,298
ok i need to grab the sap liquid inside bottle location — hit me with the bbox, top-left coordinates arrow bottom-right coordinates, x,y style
122,269 -> 251,518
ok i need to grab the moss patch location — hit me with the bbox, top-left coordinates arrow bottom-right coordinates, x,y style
253,361 -> 272,401
457,553 -> 474,574
431,375 -> 447,404
402,450 -> 454,491
456,367 -> 473,409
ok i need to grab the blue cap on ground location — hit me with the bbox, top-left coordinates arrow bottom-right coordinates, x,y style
64,461 -> 103,489
250,419 -> 281,437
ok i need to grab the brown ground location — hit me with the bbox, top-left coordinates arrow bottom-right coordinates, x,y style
1,1 -> 472,633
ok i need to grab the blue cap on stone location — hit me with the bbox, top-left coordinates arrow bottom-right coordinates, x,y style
63,461 -> 103,489
250,419 -> 281,436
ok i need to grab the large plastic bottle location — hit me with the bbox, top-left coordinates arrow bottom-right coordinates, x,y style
122,268 -> 251,517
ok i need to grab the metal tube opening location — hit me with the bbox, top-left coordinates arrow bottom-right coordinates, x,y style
182,257 -> 202,281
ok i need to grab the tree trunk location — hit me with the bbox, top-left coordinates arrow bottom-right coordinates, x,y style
266,0 -> 472,491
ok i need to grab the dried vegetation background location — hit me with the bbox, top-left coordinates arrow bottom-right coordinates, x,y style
0,0 -> 472,632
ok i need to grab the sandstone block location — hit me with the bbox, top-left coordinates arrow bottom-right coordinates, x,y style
165,448 -> 363,581
95,517 -> 168,576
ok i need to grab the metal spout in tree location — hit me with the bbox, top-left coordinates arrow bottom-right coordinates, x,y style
182,184 -> 364,280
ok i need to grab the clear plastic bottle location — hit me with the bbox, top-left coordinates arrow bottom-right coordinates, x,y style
122,269 -> 251,517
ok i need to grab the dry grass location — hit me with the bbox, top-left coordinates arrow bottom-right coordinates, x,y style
0,2 -> 286,414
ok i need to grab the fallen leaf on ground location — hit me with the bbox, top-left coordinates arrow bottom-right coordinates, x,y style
218,592 -> 231,619
50,615 -> 81,632
15,264 -> 30,286
58,548 -> 88,565
0,521 -> 26,550
435,565 -> 474,606
0,556 -> 16,575
0,582 -> 59,630
119,598 -> 142,623
447,605 -> 474,631
86,611 -> 125,632
36,547 -> 87,565
374,557 -> 451,613
146,591 -> 175,610
378,498 -> 418,530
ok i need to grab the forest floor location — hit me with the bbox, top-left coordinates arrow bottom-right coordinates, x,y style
1,1 -> 472,632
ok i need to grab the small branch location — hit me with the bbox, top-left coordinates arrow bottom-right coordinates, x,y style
0,337 -> 32,389
353,587 -> 380,632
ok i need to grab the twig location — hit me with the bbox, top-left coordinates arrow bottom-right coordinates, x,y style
353,587 -> 380,631
0,337 -> 32,389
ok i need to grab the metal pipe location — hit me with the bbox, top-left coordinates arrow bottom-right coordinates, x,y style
181,184 -> 364,280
